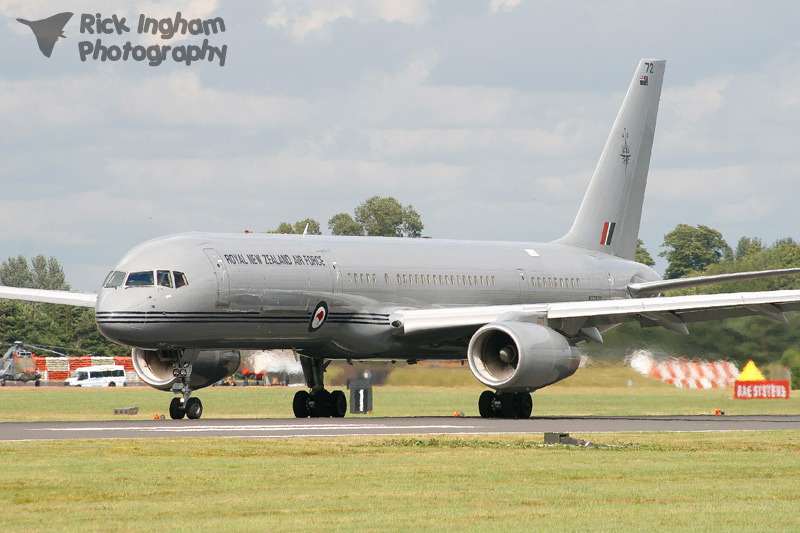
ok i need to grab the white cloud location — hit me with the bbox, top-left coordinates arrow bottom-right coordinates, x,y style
0,72 -> 311,133
265,0 -> 431,40
489,0 -> 525,14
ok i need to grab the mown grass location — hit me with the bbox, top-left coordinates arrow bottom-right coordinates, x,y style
3,432 -> 800,531
0,362 -> 797,421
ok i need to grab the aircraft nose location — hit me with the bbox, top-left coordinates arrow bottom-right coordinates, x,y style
94,289 -> 149,345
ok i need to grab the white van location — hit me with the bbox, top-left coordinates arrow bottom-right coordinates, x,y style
65,365 -> 127,387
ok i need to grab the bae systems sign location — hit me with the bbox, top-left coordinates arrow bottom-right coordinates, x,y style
16,11 -> 227,66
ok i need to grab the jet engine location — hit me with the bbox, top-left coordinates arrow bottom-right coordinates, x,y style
467,322 -> 580,392
132,348 -> 241,391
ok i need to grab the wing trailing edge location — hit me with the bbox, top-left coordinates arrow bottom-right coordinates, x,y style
0,286 -> 97,308
627,267 -> 800,297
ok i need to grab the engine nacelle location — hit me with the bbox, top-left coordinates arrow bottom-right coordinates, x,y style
467,322 -> 580,392
132,348 -> 241,391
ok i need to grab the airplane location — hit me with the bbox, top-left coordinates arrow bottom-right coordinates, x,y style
3,58 -> 800,420
16,12 -> 74,58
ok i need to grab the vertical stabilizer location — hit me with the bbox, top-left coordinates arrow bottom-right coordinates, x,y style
556,58 -> 665,259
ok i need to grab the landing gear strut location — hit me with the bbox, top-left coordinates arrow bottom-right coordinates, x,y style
478,390 -> 532,419
293,355 -> 347,418
168,354 -> 203,420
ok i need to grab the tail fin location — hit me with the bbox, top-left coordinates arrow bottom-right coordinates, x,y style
556,58 -> 665,259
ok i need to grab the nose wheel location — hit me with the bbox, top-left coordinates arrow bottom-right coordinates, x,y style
168,358 -> 203,420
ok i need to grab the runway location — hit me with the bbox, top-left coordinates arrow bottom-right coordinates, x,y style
2,414 -> 800,441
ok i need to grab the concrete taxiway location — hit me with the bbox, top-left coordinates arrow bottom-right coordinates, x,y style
2,415 -> 799,441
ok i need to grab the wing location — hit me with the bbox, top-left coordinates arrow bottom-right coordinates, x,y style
389,289 -> 800,340
628,267 -> 800,296
0,286 -> 96,308
35,35 -> 57,58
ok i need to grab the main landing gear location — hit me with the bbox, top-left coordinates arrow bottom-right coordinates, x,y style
168,356 -> 203,420
478,390 -> 532,419
293,355 -> 347,418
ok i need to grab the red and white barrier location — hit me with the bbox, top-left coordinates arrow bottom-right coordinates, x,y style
627,351 -> 739,388
32,355 -> 139,384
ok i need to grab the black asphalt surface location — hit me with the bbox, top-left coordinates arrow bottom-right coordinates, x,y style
2,415 -> 800,441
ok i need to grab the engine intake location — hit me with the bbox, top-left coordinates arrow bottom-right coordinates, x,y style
468,322 -> 580,392
132,348 -> 241,391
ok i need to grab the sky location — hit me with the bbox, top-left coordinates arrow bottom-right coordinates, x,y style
2,0 -> 800,292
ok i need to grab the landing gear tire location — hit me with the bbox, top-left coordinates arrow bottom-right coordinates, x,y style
479,391 -> 495,418
185,397 -> 203,420
330,390 -> 347,418
169,397 -> 186,420
478,391 -> 533,419
108,382 -> 116,387
517,392 -> 533,419
34,379 -> 40,387
311,389 -> 331,418
293,390 -> 311,418
500,392 -> 520,419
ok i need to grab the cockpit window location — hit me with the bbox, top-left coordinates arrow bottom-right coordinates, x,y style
174,271 -> 188,288
157,270 -> 173,288
126,271 -> 154,287
103,270 -> 126,288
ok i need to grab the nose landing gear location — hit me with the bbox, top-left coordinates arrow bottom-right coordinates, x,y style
168,359 -> 203,420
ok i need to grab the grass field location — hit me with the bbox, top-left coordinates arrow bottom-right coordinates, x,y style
3,432 -> 800,531
2,364 -> 799,531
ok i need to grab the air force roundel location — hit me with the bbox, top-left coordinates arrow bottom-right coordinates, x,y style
309,301 -> 329,332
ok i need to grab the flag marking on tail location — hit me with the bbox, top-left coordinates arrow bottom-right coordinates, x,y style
600,222 -> 616,245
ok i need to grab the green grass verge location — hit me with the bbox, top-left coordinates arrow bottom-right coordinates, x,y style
3,432 -> 800,531
1,363 -> 797,421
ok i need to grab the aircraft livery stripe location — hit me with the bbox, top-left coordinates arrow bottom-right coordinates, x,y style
600,222 -> 610,245
95,311 -> 390,326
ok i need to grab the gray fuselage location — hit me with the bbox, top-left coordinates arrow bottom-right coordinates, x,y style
95,232 -> 660,359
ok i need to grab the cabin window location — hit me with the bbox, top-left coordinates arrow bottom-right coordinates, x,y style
403,274 -> 408,284
347,273 -> 353,283
103,271 -> 126,288
385,274 -> 389,284
157,270 -> 173,288
426,274 -> 431,285
126,271 -> 154,287
577,278 -> 581,289
174,272 -> 188,288
491,276 -> 496,286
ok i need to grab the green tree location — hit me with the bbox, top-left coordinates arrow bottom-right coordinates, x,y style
1,254 -> 69,290
659,224 -> 731,279
734,236 -> 763,261
635,239 -> 655,267
354,196 -> 424,237
780,347 -> 800,390
0,255 -> 127,357
269,218 -> 321,235
328,213 -> 364,236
